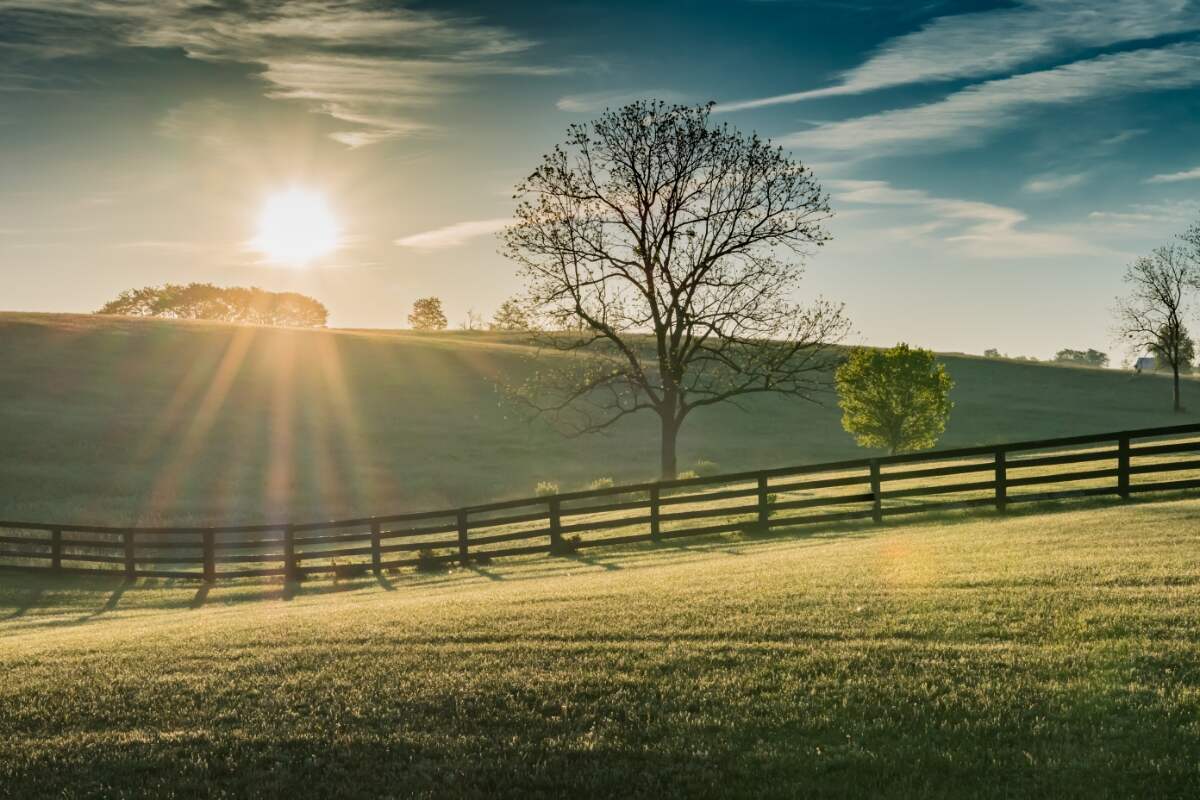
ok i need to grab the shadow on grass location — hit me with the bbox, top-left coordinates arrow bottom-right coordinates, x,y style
3,490 -> 1196,624
1,587 -> 42,620
74,583 -> 127,623
190,584 -> 211,609
564,552 -> 621,571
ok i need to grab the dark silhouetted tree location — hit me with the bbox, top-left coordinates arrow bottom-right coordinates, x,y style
502,101 -> 849,478
408,297 -> 448,331
835,344 -> 953,455
1115,245 -> 1196,412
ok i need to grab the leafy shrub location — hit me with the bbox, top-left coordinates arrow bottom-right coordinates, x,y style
551,533 -> 582,555
535,481 -> 559,497
416,548 -> 450,573
585,477 -> 614,491
675,470 -> 699,481
693,459 -> 720,477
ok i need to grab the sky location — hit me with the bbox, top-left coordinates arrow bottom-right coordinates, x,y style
1,0 -> 1199,359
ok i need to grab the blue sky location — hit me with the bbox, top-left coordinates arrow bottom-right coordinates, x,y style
1,0 -> 1199,358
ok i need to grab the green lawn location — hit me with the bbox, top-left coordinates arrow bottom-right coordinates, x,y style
2,499 -> 1199,798
0,312 -> 1195,526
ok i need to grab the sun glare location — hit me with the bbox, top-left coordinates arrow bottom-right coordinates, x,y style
251,187 -> 340,266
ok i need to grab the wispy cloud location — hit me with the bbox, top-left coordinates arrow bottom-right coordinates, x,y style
783,43 -> 1200,156
832,179 -> 1106,258
1146,165 -> 1200,184
556,89 -> 690,113
0,1 -> 557,147
1024,172 -> 1088,193
719,0 -> 1200,111
395,218 -> 512,251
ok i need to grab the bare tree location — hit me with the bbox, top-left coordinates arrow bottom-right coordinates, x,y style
1115,244 -> 1196,412
502,101 -> 850,478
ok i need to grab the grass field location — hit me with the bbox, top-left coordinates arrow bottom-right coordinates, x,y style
2,498 -> 1199,798
0,312 -> 1196,527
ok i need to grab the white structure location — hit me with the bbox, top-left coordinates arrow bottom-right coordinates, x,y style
1135,356 -> 1156,373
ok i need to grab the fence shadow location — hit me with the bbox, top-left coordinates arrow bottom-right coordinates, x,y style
2,488 -> 1198,629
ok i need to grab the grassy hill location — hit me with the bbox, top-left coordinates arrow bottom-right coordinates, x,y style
3,499 -> 1199,798
0,312 -> 1195,526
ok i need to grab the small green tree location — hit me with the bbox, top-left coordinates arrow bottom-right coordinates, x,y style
835,344 -> 953,455
407,297 -> 447,331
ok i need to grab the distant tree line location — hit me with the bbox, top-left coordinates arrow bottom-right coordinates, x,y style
405,296 -> 531,332
1054,348 -> 1109,368
98,283 -> 328,327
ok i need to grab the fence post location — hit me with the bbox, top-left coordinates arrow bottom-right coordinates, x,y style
757,474 -> 770,528
869,459 -> 883,524
548,498 -> 563,551
51,529 -> 62,571
202,531 -> 215,582
1118,434 -> 1131,499
283,525 -> 297,581
994,448 -> 1007,514
370,521 -> 382,573
457,510 -> 470,565
649,485 -> 661,540
123,530 -> 136,581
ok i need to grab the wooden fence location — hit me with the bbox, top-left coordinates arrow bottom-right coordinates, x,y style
2,422 -> 1199,582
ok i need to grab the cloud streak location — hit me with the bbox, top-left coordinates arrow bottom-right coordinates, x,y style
1024,173 -> 1088,193
783,43 -> 1200,156
1146,165 -> 1200,183
719,0 -> 1200,111
557,89 -> 690,113
832,179 -> 1106,258
0,0 -> 556,147
395,218 -> 512,251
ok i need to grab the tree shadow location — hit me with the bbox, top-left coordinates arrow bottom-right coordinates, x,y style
375,573 -> 397,591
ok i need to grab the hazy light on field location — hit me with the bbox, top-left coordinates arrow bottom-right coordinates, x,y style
251,187 -> 340,267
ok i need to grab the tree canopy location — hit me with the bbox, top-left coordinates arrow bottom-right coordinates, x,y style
502,100 -> 849,478
1054,348 -> 1109,368
835,344 -> 953,455
408,297 -> 448,331
1114,244 -> 1196,412
98,283 -> 328,327
490,299 -> 530,331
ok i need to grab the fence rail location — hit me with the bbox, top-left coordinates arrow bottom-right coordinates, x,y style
3,423 -> 1200,582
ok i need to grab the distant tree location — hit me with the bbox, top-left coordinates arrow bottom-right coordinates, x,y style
460,308 -> 484,331
1055,348 -> 1109,368
1114,245 -> 1196,412
983,348 -> 1002,359
97,283 -> 327,327
1150,328 -> 1195,374
503,100 -> 849,478
835,344 -> 954,455
408,297 -> 447,331
489,299 -> 530,331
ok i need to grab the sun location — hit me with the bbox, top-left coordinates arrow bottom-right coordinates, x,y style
251,187 -> 340,266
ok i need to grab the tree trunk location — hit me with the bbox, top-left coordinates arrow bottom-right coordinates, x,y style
1174,364 -> 1182,413
660,413 -> 679,480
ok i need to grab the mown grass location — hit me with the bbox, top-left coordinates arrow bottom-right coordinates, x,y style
3,499 -> 1200,798
0,312 -> 1196,526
